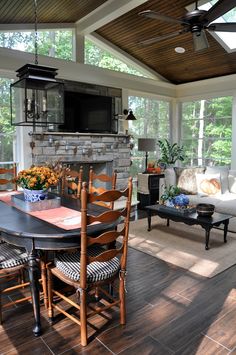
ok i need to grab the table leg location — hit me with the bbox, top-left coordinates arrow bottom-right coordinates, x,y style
147,210 -> 152,231
223,219 -> 229,243
28,250 -> 42,336
205,226 -> 212,250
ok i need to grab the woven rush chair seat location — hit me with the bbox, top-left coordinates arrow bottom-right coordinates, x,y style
0,243 -> 28,269
55,246 -> 120,283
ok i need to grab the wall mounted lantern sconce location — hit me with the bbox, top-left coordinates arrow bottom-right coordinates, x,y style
10,0 -> 64,130
123,109 -> 137,121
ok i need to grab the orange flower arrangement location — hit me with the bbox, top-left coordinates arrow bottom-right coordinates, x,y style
16,166 -> 59,190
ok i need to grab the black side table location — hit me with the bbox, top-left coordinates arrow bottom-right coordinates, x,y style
137,173 -> 165,209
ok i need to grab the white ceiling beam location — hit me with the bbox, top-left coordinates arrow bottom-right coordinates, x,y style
0,23 -> 75,32
87,33 -> 169,82
76,0 -> 148,35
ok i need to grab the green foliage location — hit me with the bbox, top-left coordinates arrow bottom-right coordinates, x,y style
128,96 -> 170,176
157,139 -> 185,165
85,39 -> 147,77
181,97 -> 232,166
160,185 -> 181,202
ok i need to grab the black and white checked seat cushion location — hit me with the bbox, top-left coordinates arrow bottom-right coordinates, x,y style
55,246 -> 120,283
0,243 -> 28,269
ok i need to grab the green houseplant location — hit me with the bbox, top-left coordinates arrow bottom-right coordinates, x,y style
160,185 -> 181,206
157,139 -> 185,166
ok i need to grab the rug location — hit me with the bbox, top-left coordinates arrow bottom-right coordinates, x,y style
128,217 -> 236,278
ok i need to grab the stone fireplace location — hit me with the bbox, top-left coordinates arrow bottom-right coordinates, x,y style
31,132 -> 131,189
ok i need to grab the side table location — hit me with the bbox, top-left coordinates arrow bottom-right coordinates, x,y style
137,173 -> 164,209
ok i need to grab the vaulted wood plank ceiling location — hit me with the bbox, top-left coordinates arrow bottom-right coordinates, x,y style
0,0 -> 236,84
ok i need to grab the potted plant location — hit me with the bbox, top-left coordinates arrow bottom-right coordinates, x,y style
16,165 -> 59,202
160,185 -> 181,207
157,139 -> 185,167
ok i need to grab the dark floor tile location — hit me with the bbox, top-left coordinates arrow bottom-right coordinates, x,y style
2,338 -> 52,355
151,293 -> 236,352
97,294 -> 191,353
118,336 -> 174,355
202,307 -> 236,351
61,339 -> 113,354
175,333 -> 229,355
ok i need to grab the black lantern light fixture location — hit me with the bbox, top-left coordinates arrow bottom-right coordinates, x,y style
123,109 -> 137,121
10,0 -> 64,129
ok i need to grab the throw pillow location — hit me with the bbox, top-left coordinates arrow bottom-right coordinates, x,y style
228,170 -> 236,194
175,167 -> 206,195
205,166 -> 229,193
196,173 -> 222,196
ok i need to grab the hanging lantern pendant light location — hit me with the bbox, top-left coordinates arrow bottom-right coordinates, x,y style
10,0 -> 64,127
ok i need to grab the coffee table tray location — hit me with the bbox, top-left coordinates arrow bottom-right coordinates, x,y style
158,205 -> 196,215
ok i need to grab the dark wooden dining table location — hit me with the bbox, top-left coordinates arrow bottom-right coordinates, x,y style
0,195 -> 113,337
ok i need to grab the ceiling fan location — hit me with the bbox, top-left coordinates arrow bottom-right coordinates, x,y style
138,0 -> 236,51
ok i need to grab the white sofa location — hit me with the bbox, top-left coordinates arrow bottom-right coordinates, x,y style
163,166 -> 236,232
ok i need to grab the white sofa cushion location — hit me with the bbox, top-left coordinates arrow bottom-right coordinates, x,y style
228,170 -> 236,194
206,166 -> 229,193
196,173 -> 222,196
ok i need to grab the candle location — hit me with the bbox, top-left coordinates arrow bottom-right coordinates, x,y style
42,97 -> 47,112
27,99 -> 31,112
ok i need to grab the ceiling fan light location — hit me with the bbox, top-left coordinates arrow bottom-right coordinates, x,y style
192,31 -> 209,51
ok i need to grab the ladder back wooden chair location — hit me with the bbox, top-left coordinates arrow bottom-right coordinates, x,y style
89,166 -> 117,209
0,243 -> 31,324
47,177 -> 133,347
61,166 -> 83,199
0,163 -> 17,191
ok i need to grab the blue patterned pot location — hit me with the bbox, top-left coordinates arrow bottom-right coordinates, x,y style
23,188 -> 48,203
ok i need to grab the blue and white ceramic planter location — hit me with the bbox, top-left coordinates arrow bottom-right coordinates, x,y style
23,188 -> 48,203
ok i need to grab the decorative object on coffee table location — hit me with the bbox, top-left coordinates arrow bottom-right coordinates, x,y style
160,185 -> 181,207
196,203 -> 215,217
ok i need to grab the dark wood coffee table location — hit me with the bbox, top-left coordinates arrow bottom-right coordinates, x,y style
145,204 -> 232,250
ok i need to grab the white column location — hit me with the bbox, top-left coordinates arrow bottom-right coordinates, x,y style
16,126 -> 32,171
73,29 -> 85,63
170,98 -> 179,143
231,93 -> 236,169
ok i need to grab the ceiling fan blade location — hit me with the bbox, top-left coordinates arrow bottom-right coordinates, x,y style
200,0 -> 236,25
207,22 -> 236,32
138,10 -> 188,25
138,30 -> 187,46
193,30 -> 209,51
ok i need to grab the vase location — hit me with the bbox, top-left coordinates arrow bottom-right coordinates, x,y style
23,188 -> 48,203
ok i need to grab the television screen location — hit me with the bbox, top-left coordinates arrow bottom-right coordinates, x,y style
62,91 -> 114,133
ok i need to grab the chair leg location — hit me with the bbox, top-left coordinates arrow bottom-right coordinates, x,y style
0,290 -> 2,325
80,288 -> 88,347
47,267 -> 54,323
40,257 -> 48,309
119,277 -> 126,325
95,287 -> 99,301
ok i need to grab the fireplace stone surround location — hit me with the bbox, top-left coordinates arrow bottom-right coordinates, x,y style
30,132 -> 131,189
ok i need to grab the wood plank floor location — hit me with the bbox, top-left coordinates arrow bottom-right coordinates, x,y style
1,224 -> 236,354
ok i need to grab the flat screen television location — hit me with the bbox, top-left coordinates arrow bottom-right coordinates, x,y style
60,91 -> 115,133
